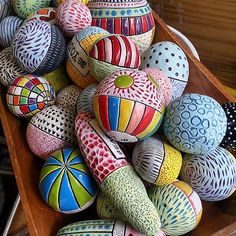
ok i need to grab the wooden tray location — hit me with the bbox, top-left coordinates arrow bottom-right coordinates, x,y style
0,12 -> 236,236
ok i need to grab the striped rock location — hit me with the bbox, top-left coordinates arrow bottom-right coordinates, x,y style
0,0 -> 12,22
94,69 -> 165,142
89,35 -> 140,81
0,16 -> 23,48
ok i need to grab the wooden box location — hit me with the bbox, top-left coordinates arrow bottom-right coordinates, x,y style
0,13 -> 236,236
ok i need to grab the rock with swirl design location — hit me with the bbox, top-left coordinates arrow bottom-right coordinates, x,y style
39,147 -> 98,213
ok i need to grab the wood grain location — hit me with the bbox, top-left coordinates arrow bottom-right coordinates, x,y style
0,12 -> 235,236
160,0 -> 236,89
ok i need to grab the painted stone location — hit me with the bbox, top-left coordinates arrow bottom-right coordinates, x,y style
0,178 -> 4,216
220,102 -> 236,155
132,134 -> 182,185
43,65 -> 71,92
39,147 -> 98,213
0,47 -> 26,87
75,112 -> 161,236
12,0 -> 51,19
12,20 -> 66,75
26,105 -> 76,159
57,84 -> 81,112
89,35 -> 141,82
51,0 -> 89,7
88,0 -> 155,54
57,220 -> 166,236
76,83 -> 97,114
24,7 -> 56,24
148,180 -> 203,236
180,147 -> 236,201
163,93 -> 227,154
0,0 -> 12,22
0,16 -> 23,48
67,26 -> 109,88
142,67 -> 173,106
140,41 -> 189,100
94,69 -> 165,143
55,0 -> 92,37
6,75 -> 55,119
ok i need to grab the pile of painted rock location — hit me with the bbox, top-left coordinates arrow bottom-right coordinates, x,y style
0,0 -> 235,235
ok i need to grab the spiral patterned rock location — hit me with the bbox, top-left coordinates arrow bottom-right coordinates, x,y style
26,105 -> 76,159
76,83 -> 97,114
0,0 -> 12,22
12,20 -> 66,75
89,35 -> 141,82
148,180 -> 202,236
6,74 -> 56,119
0,16 -> 23,48
163,93 -> 227,154
12,0 -> 51,19
94,69 -> 165,142
39,147 -> 98,213
180,147 -> 236,201
56,0 -> 92,37
220,102 -> 236,155
0,47 -> 26,87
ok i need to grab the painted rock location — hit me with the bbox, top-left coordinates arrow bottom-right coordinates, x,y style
51,0 -> 89,7
142,67 -> 173,106
56,84 -> 81,112
55,0 -> 92,37
0,0 -> 12,22
148,180 -> 203,236
12,20 -> 66,75
88,0 -> 155,54
24,7 -> 56,24
163,93 -> 227,154
0,16 -> 23,48
0,178 -> 4,216
12,0 -> 51,19
132,134 -> 182,185
43,65 -> 71,92
6,75 -> 55,119
26,105 -> 76,159
140,41 -> 189,100
89,35 -> 140,82
180,147 -> 236,201
220,102 -> 236,155
94,69 -> 165,143
39,147 -> 98,213
77,83 -> 97,114
0,47 -> 26,87
67,26 -> 109,88
57,220 -> 166,236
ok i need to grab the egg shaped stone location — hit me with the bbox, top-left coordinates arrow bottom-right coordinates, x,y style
0,178 -> 4,216
57,219 -> 166,236
67,26 -> 109,88
24,7 -> 56,24
55,0 -> 92,37
88,0 -> 155,54
51,0 -> 89,7
140,41 -> 189,100
142,67 -> 173,107
6,74 -> 56,119
94,69 -> 165,143
57,84 -> 81,112
39,147 -> 98,213
43,65 -> 71,92
148,180 -> 202,236
163,93 -> 227,154
0,0 -> 12,22
0,47 -> 26,87
77,83 -> 97,114
132,134 -> 182,185
220,102 -> 236,155
180,146 -> 236,201
0,16 -> 23,48
12,20 -> 66,75
89,35 -> 141,82
12,0 -> 51,19
26,105 -> 76,159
